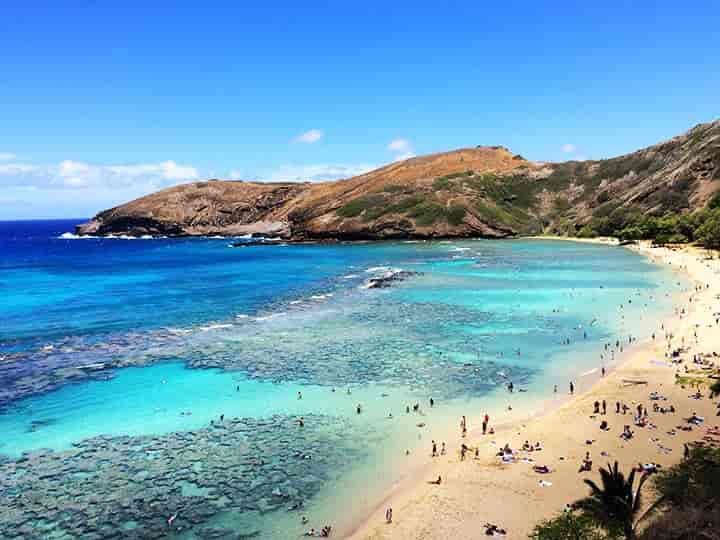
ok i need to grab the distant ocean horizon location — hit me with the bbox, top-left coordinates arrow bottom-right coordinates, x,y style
0,219 -> 687,539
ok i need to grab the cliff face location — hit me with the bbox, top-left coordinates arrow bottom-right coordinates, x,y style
77,120 -> 720,240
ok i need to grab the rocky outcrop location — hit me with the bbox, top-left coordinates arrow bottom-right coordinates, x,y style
77,120 -> 720,240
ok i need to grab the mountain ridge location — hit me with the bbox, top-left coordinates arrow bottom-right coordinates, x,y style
77,120 -> 720,240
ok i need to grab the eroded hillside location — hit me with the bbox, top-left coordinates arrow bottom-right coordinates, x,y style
77,120 -> 720,240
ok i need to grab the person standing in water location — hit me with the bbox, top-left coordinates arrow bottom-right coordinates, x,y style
569,381 -> 574,395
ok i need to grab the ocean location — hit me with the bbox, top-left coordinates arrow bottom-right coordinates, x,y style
0,219 -> 687,539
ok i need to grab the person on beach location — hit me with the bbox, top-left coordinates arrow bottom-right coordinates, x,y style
441,442 -> 446,455
461,415 -> 467,437
385,507 -> 393,524
578,452 -> 592,472
602,400 -> 607,415
429,397 -> 434,408
432,440 -> 438,457
569,381 -> 574,395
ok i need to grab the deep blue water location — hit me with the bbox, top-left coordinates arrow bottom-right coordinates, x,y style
0,219 -> 687,539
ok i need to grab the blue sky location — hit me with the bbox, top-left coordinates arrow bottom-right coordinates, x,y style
1,1 -> 718,219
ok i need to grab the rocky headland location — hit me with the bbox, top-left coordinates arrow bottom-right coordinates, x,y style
77,120 -> 720,241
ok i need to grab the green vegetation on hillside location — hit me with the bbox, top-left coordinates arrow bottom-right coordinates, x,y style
336,193 -> 468,227
575,194 -> 720,249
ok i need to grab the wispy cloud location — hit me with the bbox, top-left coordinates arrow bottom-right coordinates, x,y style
259,163 -> 375,183
560,143 -> 576,153
386,138 -> 415,161
0,152 -> 16,161
293,129 -> 324,144
0,159 -> 199,190
387,138 -> 411,152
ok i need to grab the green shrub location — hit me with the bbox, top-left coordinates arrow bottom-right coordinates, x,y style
336,195 -> 386,218
433,177 -> 452,190
446,205 -> 467,226
408,202 -> 446,226
388,195 -> 425,213
530,512 -> 612,540
708,191 -> 720,209
696,210 -> 720,249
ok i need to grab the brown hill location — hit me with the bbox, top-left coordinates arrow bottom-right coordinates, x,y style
77,120 -> 720,240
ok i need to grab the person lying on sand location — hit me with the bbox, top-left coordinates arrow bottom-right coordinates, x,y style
621,425 -> 634,440
484,523 -> 507,536
429,475 -> 442,485
533,465 -> 551,474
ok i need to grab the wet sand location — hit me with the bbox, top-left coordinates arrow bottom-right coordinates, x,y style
347,241 -> 720,540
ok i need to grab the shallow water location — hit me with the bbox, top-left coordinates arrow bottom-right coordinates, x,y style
0,221 -> 688,539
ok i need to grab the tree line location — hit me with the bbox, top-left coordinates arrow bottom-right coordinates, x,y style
574,193 -> 720,249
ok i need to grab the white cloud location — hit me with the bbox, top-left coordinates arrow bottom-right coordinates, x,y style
0,152 -> 17,161
561,144 -> 576,153
293,129 -> 324,144
386,138 -> 415,162
0,159 -> 199,190
387,138 -> 411,152
259,163 -> 375,183
228,169 -> 243,180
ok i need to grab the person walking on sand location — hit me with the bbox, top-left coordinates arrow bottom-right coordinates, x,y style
385,507 -> 393,524
432,440 -> 438,457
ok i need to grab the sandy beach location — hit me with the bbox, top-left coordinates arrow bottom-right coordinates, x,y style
347,240 -> 720,540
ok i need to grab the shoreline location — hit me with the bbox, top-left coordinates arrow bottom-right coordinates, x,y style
345,240 -> 719,540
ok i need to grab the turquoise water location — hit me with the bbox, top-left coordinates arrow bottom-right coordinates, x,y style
0,221 -> 687,539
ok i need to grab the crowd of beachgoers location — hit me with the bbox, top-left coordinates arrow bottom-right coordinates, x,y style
344,241 -> 720,540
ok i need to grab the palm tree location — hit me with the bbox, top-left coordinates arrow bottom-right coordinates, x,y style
575,461 -> 655,539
